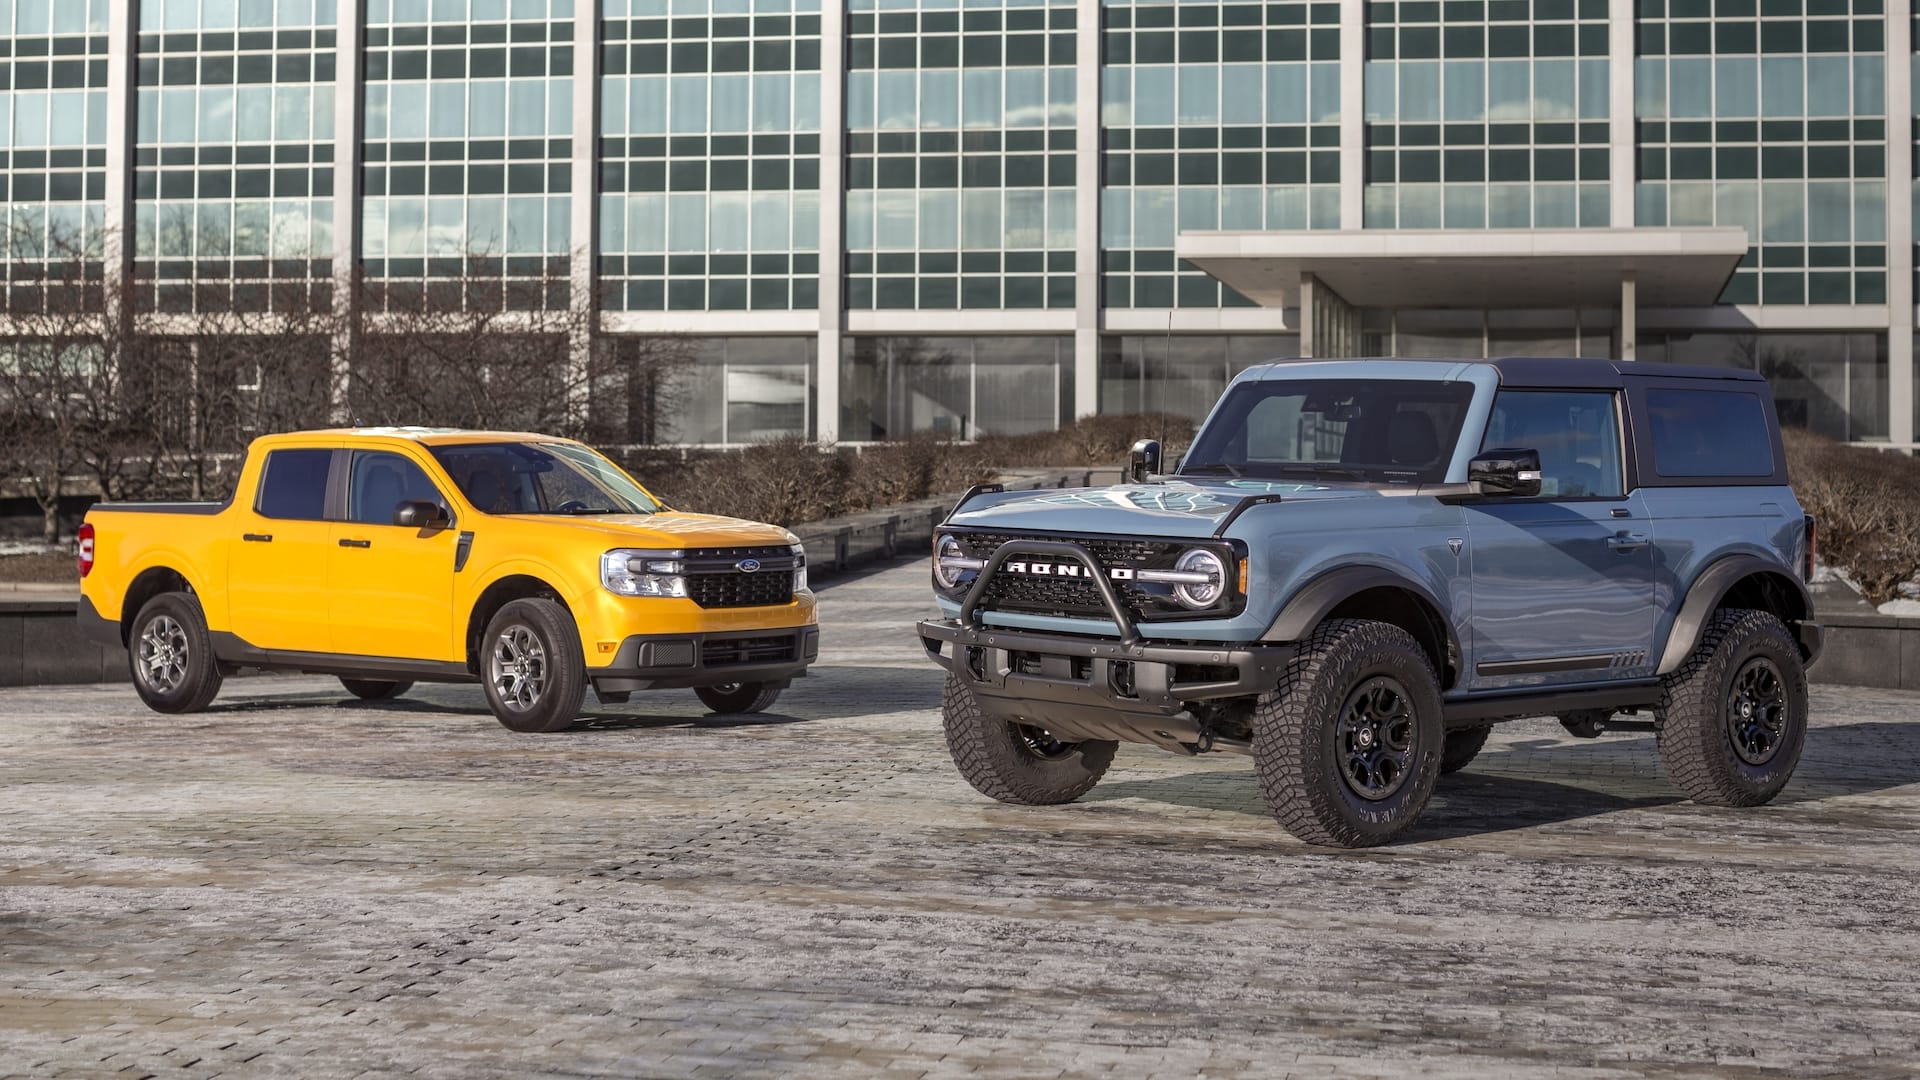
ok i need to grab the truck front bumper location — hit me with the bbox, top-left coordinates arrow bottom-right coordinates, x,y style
589,625 -> 819,693
917,618 -> 1292,752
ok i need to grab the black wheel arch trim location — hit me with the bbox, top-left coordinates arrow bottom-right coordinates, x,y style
1655,554 -> 1818,675
1262,565 -> 1461,682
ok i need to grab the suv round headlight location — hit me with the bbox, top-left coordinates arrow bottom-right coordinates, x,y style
1172,548 -> 1226,609
933,534 -> 968,590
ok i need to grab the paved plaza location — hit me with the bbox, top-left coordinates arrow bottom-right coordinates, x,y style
2,558 -> 1919,1078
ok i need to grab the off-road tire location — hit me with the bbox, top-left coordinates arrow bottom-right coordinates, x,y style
128,592 -> 224,714
1657,608 -> 1808,807
480,598 -> 587,733
695,681 -> 784,714
1440,724 -> 1492,774
1253,619 -> 1444,847
941,673 -> 1117,805
341,678 -> 412,701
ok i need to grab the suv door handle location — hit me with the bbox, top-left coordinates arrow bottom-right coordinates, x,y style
242,533 -> 273,543
338,538 -> 372,549
1607,533 -> 1649,552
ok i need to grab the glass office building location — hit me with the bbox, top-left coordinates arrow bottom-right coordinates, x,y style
0,0 -> 1912,446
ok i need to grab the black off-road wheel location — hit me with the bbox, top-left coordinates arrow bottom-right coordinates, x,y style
480,598 -> 587,733
1657,608 -> 1808,807
341,678 -> 413,701
1253,619 -> 1444,847
941,673 -> 1117,805
128,592 -> 224,714
695,681 -> 784,714
1440,725 -> 1492,774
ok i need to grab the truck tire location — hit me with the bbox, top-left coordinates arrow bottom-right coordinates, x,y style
941,673 -> 1117,805
1440,725 -> 1491,774
480,598 -> 587,733
341,678 -> 412,701
1656,608 -> 1808,807
128,592 -> 224,715
695,681 -> 784,714
1253,619 -> 1443,847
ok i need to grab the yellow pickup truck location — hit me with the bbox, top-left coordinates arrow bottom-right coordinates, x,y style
76,428 -> 819,732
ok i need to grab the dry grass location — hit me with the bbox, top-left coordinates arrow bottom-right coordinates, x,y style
1782,427 -> 1920,604
0,552 -> 75,584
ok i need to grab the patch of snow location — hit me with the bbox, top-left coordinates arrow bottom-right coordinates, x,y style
0,541 -> 61,557
1877,599 -> 1920,617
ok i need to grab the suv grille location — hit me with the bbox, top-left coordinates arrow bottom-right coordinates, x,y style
949,531 -> 1228,622
684,545 -> 797,609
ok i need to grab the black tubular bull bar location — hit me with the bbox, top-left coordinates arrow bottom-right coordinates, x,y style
918,537 -> 1293,753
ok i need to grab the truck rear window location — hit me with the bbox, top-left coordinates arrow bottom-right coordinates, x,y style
1644,388 -> 1775,478
255,449 -> 332,520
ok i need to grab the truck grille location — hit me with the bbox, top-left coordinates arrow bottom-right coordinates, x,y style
702,634 -> 799,668
949,531 -> 1228,622
684,545 -> 797,609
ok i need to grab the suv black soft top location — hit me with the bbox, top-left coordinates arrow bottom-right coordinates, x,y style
1247,356 -> 1767,388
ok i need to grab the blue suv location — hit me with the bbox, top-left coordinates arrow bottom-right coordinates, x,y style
918,358 -> 1822,848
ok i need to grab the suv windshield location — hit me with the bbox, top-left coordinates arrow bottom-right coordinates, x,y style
1181,377 -> 1475,485
430,442 -> 661,516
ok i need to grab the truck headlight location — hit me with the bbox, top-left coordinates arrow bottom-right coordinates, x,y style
933,533 -> 983,591
1172,548 -> 1226,609
602,549 -> 687,598
791,543 -> 809,592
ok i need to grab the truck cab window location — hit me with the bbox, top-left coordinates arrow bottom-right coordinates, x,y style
348,451 -> 448,525
254,449 -> 332,520
1481,390 -> 1624,498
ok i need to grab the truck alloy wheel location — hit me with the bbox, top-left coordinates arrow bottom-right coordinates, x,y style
1333,676 -> 1417,800
127,592 -> 224,715
1725,657 -> 1788,766
1656,608 -> 1807,807
490,625 -> 549,713
480,598 -> 587,733
136,615 -> 192,697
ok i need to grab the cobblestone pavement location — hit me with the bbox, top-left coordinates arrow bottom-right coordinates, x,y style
3,560 -> 1919,1079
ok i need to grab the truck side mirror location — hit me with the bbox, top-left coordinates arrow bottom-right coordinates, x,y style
1129,439 -> 1163,483
1468,448 -> 1543,497
394,500 -> 450,530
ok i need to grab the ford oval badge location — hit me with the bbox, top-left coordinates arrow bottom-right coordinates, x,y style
736,558 -> 762,573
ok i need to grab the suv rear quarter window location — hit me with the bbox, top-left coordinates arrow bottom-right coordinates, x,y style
1645,387 -> 1775,479
255,448 -> 333,520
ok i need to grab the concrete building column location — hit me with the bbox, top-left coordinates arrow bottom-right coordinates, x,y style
330,0 -> 364,422
1338,0 -> 1364,229
102,0 -> 136,345
815,0 -> 845,443
568,2 -> 601,430
1885,0 -> 1913,449
1299,273 -> 1357,358
1619,270 -> 1637,361
1073,0 -> 1100,418
1607,0 -> 1635,228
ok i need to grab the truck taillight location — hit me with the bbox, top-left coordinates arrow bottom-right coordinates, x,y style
76,522 -> 94,578
1802,515 -> 1817,581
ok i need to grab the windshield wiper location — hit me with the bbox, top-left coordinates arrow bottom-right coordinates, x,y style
1181,462 -> 1244,478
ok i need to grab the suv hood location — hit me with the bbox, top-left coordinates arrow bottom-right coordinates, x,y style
949,479 -> 1384,539
497,511 -> 799,550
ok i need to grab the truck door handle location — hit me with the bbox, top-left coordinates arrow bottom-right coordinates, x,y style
338,538 -> 372,549
1607,533 -> 1649,552
242,533 -> 273,543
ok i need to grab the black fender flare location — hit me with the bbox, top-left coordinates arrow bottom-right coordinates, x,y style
1263,565 -> 1461,679
1655,554 -> 1815,675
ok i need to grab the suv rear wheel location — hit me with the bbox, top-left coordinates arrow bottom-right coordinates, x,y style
1440,725 -> 1492,774
695,681 -> 784,714
128,592 -> 224,714
1657,608 -> 1808,807
941,673 -> 1117,805
341,678 -> 412,701
1253,619 -> 1443,847
481,598 -> 587,733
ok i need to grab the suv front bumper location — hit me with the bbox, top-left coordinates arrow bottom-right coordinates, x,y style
590,625 -> 819,693
917,618 -> 1292,751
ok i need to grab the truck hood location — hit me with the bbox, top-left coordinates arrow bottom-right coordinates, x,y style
496,511 -> 798,550
949,479 -> 1385,539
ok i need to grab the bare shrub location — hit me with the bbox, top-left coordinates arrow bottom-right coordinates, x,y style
1782,427 -> 1920,604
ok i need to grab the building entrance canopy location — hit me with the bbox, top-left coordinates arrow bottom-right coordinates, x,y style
1175,227 -> 1749,311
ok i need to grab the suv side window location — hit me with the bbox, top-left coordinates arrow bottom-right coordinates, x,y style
348,451 -> 448,526
255,448 -> 333,520
1481,390 -> 1624,498
1644,387 -> 1774,478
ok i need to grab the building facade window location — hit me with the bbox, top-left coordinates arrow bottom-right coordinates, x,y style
1098,334 -> 1299,418
1364,0 -> 1611,230
1641,330 -> 1888,442
2,0 -> 110,299
845,0 -> 1077,310
1635,0 -> 1887,305
842,335 -> 1072,438
599,0 -> 822,312
362,0 -> 574,310
1101,0 -> 1340,309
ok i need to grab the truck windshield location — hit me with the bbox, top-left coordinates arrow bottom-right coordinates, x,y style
429,442 -> 661,516
1181,378 -> 1475,485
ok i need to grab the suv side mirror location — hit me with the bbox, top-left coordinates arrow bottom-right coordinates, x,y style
394,500 -> 450,530
1468,448 -> 1543,498
1129,439 -> 1163,483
